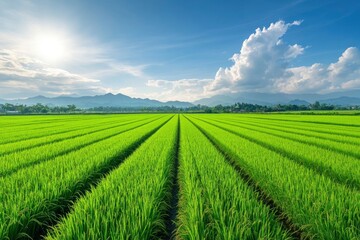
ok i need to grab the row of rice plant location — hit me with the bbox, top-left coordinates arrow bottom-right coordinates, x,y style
242,113 -> 360,127
1,115 -> 88,129
205,116 -> 360,159
176,116 -> 291,239
1,115 -> 97,135
0,116 -> 163,177
193,115 -> 360,190
0,116 -> 124,144
0,116 -> 171,239
0,115 -> 159,156
215,115 -> 360,145
46,116 -> 179,239
188,116 -> 360,239
0,115 -> 141,144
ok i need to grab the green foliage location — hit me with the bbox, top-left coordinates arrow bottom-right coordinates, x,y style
0,103 -> 79,114
188,114 -> 360,239
176,116 -> 290,239
0,113 -> 359,239
46,116 -> 178,239
0,115 -> 171,239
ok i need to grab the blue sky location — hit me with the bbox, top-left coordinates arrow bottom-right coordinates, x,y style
0,0 -> 360,101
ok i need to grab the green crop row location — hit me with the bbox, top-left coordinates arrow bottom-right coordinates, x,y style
0,115 -> 88,128
0,116 -> 171,239
193,115 -> 360,190
187,116 -> 360,239
207,116 -> 360,158
211,114 -> 360,135
213,115 -> 360,144
176,116 -> 290,239
1,113 -> 359,239
240,114 -> 360,127
0,116 -> 163,178
0,115 -> 158,156
0,115 -> 146,145
1,115 -> 104,133
46,116 -> 179,239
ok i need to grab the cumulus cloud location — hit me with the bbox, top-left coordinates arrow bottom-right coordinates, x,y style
276,47 -> 360,93
205,20 -> 304,94
148,20 -> 360,101
0,49 -> 106,98
148,20 -> 306,100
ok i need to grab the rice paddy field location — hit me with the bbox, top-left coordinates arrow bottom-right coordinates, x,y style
1,113 -> 359,239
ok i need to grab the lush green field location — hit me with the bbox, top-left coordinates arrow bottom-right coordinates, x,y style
1,113 -> 359,239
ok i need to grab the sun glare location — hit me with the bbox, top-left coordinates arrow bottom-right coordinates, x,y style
33,33 -> 67,62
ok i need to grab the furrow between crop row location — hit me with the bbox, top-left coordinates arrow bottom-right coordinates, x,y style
164,116 -> 180,240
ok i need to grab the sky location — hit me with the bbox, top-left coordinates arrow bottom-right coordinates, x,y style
0,0 -> 360,101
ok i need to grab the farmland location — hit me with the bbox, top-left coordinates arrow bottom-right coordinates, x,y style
1,113 -> 359,239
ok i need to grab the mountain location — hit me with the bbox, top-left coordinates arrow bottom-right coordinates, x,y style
288,99 -> 310,106
2,93 -> 194,108
319,96 -> 360,106
194,90 -> 360,106
2,90 -> 359,108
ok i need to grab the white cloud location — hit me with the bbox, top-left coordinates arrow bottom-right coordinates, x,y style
148,20 -> 360,101
0,49 -> 107,98
205,20 -> 304,94
146,20 -> 307,101
86,61 -> 148,78
146,79 -> 212,101
114,87 -> 137,96
276,47 -> 360,93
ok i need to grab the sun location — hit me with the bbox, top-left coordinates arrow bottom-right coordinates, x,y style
34,33 -> 67,62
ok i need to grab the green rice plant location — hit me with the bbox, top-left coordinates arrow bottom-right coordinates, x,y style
239,113 -> 360,128
207,116 -> 360,158
188,116 -> 360,239
176,116 -> 291,239
0,115 -> 159,156
0,114 -> 142,144
0,115 -> 171,239
0,115 -> 85,129
0,116 -> 164,177
46,116 -> 179,239
192,116 -> 360,190
210,114 -> 360,145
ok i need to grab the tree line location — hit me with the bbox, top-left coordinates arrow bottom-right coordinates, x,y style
0,103 -> 78,114
1,102 -> 359,114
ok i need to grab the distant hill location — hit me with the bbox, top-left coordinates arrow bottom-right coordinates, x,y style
319,96 -> 360,106
288,99 -> 310,106
194,90 -> 360,106
2,90 -> 360,108
1,93 -> 194,108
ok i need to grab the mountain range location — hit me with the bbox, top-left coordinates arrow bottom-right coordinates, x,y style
193,90 -> 360,106
0,90 -> 360,108
0,93 -> 194,108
